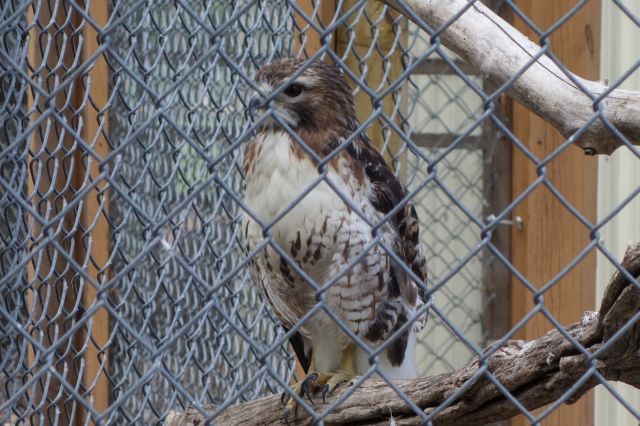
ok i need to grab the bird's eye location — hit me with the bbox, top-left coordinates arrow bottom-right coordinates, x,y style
284,84 -> 303,97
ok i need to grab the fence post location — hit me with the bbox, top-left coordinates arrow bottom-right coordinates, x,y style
76,0 -> 111,421
25,3 -> 84,424
510,1 -> 601,425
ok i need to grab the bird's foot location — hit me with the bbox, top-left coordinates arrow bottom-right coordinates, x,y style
282,344 -> 358,423
281,370 -> 355,423
281,372 -> 319,423
319,371 -> 355,404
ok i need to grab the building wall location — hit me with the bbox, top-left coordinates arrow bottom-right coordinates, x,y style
596,2 -> 640,424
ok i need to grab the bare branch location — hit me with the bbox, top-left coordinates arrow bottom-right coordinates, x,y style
166,244 -> 640,425
382,0 -> 640,156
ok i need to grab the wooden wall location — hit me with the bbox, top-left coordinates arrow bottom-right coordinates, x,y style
510,1 -> 601,425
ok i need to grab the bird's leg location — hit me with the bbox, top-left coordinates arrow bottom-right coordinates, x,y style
282,354 -> 320,422
318,343 -> 357,403
281,344 -> 358,422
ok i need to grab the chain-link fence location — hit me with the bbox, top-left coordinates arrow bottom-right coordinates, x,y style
1,0 -> 639,424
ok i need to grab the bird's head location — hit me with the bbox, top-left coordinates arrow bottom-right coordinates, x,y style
249,58 -> 356,132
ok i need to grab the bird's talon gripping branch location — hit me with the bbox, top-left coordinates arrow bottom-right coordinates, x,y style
321,384 -> 330,404
283,406 -> 293,425
282,371 -> 320,420
301,372 -> 319,405
320,371 -> 355,404
281,346 -> 359,420
284,370 -> 356,416
319,345 -> 358,404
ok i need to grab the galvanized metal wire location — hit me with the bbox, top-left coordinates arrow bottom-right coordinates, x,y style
1,0 -> 639,424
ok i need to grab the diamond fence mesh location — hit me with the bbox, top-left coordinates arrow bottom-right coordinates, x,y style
1,0 -> 639,425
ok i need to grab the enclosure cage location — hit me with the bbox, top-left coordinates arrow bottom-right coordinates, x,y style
1,0 -> 640,425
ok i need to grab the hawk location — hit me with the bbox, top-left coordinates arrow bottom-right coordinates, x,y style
241,59 -> 429,419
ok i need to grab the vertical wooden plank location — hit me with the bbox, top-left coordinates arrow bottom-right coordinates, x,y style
335,0 -> 406,169
25,5 -> 38,423
75,0 -> 111,422
293,0 -> 336,58
25,2 -> 85,424
25,2 -> 37,395
510,1 -> 600,425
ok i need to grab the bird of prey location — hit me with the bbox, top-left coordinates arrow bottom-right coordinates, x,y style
241,58 -> 428,419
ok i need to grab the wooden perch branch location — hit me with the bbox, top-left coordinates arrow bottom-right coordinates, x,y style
382,0 -> 640,156
166,243 -> 640,425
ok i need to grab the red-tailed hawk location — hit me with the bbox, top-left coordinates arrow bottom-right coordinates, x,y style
242,59 -> 428,419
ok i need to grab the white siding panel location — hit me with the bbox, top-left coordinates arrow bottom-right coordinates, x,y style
596,2 -> 640,425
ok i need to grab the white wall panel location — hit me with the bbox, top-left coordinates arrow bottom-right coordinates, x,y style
596,2 -> 640,424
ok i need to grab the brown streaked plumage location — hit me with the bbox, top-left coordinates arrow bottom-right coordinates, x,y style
241,58 -> 429,416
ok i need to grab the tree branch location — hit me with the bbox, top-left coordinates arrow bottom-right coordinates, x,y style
166,243 -> 640,425
382,0 -> 640,156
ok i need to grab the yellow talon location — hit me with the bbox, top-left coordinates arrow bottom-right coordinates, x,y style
321,371 -> 354,403
282,372 -> 319,424
281,344 -> 358,422
319,343 -> 357,402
